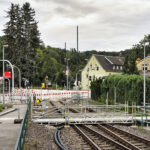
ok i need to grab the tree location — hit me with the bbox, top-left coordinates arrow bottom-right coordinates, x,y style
4,3 -> 41,86
55,72 -> 66,87
21,2 -> 41,83
123,55 -> 129,74
123,52 -> 139,74
4,4 -> 20,63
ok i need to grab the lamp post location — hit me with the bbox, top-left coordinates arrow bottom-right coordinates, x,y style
5,78 -> 10,102
76,69 -> 82,90
85,59 -> 89,90
2,45 -> 8,104
143,42 -> 148,113
0,59 -> 14,101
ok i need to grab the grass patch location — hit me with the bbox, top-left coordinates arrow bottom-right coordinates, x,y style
0,105 -> 3,112
33,137 -> 38,147
89,99 -> 101,105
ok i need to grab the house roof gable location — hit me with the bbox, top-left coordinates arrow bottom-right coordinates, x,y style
94,54 -> 124,72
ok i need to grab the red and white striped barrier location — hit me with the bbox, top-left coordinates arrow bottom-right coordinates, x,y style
0,89 -> 91,103
31,89 -> 90,100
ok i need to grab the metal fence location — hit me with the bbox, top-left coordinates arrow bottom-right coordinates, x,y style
14,98 -> 31,150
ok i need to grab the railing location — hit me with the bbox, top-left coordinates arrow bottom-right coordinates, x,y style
14,98 -> 31,150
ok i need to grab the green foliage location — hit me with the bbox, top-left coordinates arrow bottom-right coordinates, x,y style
90,78 -> 103,101
33,137 -> 38,147
123,52 -> 139,74
90,75 -> 150,105
4,3 -> 40,86
0,105 -> 4,112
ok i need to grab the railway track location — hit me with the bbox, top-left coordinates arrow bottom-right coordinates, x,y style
101,124 -> 150,150
72,124 -> 130,150
52,100 -> 150,150
59,100 -> 96,113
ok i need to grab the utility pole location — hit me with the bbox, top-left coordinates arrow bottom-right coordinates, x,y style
144,43 -> 146,114
77,26 -> 78,52
76,69 -> 82,90
143,42 -> 148,114
66,59 -> 70,90
64,42 -> 66,58
65,42 -> 66,51
64,58 -> 70,90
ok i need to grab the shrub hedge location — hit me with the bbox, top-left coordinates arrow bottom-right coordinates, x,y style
90,74 -> 150,105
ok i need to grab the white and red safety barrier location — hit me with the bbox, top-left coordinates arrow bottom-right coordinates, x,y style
31,89 -> 90,100
0,89 -> 91,103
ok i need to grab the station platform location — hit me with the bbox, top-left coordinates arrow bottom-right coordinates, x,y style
0,104 -> 27,150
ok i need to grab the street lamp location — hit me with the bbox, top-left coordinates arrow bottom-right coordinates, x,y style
76,69 -> 82,90
7,64 -> 21,89
13,65 -> 21,89
0,59 -> 15,102
143,42 -> 149,113
2,45 -> 8,104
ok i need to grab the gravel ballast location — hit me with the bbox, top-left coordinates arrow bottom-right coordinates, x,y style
24,121 -> 59,150
114,125 -> 150,140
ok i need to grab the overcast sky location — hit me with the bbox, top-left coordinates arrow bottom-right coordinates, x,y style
0,0 -> 150,52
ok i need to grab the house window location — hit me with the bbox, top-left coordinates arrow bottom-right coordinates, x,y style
89,76 -> 92,81
142,64 -> 147,71
116,66 -> 119,70
87,68 -> 89,72
120,66 -> 122,70
97,67 -> 99,71
113,65 -> 115,70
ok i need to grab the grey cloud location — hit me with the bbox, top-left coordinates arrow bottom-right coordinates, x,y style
51,0 -> 99,18
1,0 -> 150,51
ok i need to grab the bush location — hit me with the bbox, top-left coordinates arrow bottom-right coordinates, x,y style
90,75 -> 150,105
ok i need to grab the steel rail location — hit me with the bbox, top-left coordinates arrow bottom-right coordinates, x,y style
50,101 -> 148,149
73,125 -> 101,150
73,125 -> 130,150
97,124 -> 140,150
49,101 -> 64,115
104,124 -> 150,146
